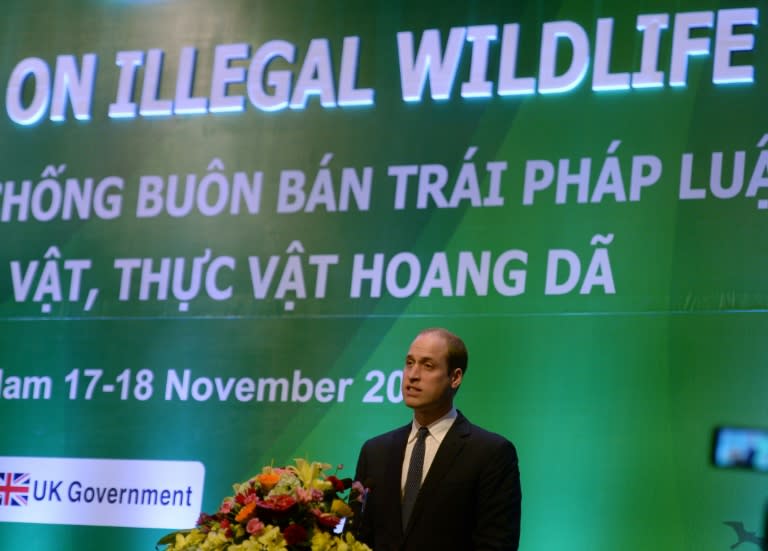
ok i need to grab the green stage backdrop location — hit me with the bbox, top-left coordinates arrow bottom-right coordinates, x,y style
0,0 -> 766,549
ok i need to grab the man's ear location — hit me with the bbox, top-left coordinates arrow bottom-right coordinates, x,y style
450,368 -> 463,390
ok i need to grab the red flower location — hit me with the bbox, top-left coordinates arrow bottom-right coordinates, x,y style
311,508 -> 341,529
257,494 -> 297,512
197,512 -> 213,525
326,475 -> 346,492
283,523 -> 308,545
236,488 -> 256,505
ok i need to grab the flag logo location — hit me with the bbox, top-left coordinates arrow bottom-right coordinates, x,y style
0,472 -> 30,506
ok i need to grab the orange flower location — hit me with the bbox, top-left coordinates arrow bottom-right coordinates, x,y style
234,500 -> 256,523
256,472 -> 281,492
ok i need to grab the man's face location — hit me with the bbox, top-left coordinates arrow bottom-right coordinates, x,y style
402,332 -> 462,420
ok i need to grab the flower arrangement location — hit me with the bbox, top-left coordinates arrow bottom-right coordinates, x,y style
157,459 -> 371,551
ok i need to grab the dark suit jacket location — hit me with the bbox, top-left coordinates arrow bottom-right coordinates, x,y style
354,411 -> 521,551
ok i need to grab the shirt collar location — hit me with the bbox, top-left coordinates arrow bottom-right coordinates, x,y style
408,407 -> 457,443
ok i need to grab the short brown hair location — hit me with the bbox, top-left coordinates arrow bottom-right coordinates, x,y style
417,328 -> 468,376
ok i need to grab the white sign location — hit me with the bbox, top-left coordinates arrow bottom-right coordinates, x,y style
0,456 -> 205,529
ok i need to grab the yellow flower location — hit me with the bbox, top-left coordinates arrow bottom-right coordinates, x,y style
230,535 -> 272,551
309,530 -> 372,551
311,478 -> 333,492
168,529 -> 206,550
290,458 -> 331,488
331,498 -> 353,518
311,530 -> 333,551
345,532 -> 373,550
256,524 -> 288,549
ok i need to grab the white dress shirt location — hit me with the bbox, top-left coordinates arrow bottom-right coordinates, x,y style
401,408 -> 458,493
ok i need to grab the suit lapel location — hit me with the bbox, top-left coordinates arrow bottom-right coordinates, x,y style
403,412 -> 471,535
383,424 -> 410,538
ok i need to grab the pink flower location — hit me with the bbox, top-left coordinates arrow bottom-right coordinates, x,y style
246,518 -> 265,535
219,500 -> 233,514
295,487 -> 314,504
351,481 -> 366,503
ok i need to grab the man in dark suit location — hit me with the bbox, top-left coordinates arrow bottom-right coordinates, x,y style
355,328 -> 521,550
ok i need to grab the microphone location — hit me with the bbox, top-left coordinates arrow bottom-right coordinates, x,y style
351,478 -> 374,540
360,477 -> 374,514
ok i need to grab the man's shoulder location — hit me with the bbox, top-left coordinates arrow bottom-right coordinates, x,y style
458,412 -> 516,449
361,423 -> 410,448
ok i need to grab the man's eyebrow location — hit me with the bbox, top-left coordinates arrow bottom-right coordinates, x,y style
409,355 -> 434,362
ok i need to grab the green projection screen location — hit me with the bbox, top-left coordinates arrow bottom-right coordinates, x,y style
0,1 -> 766,549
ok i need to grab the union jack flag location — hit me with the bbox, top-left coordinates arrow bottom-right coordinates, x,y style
0,472 -> 30,506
